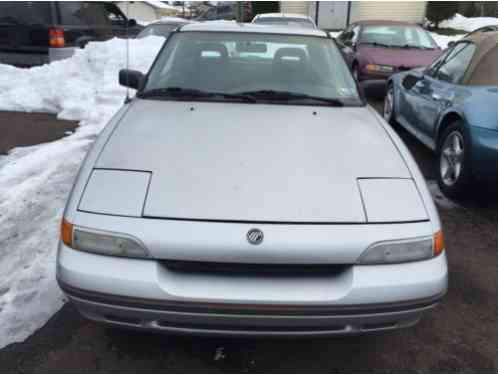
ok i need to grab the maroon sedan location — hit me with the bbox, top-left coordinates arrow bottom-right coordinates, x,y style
336,20 -> 442,82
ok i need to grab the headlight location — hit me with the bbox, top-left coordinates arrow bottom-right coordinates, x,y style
61,219 -> 149,258
358,231 -> 444,265
366,64 -> 394,73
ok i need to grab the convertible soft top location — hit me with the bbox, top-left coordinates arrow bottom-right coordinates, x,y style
463,31 -> 498,85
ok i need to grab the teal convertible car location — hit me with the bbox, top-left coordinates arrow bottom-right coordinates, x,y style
384,31 -> 498,198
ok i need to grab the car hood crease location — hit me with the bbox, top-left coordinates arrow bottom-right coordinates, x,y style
95,100 -> 411,223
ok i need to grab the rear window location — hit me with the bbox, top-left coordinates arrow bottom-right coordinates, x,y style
58,2 -> 113,26
0,1 -> 52,25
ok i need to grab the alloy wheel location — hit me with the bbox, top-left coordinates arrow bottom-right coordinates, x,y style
383,87 -> 394,122
440,131 -> 464,186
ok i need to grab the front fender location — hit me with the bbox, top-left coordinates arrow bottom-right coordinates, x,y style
461,88 -> 498,131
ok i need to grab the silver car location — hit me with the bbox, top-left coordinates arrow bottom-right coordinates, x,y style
57,23 -> 448,337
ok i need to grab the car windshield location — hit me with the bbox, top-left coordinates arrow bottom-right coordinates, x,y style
143,32 -> 361,106
360,25 -> 437,49
253,17 -> 315,29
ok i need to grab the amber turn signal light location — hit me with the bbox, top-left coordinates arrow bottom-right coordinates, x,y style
61,218 -> 73,247
434,230 -> 445,256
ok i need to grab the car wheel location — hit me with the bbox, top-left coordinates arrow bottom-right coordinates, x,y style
437,122 -> 472,199
383,84 -> 396,126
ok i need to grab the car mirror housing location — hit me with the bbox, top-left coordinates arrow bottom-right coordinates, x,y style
127,18 -> 137,28
402,74 -> 423,90
119,69 -> 144,90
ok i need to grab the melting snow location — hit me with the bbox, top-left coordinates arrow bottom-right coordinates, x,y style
0,36 -> 163,349
440,13 -> 498,33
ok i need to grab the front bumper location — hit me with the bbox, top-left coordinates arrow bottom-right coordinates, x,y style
0,47 -> 75,67
57,244 -> 448,337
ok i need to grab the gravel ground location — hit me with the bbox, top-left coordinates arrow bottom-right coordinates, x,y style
0,111 -> 78,155
0,103 -> 497,373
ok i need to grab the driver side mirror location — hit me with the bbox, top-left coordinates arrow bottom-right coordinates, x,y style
119,69 -> 144,90
402,74 -> 423,90
127,18 -> 137,28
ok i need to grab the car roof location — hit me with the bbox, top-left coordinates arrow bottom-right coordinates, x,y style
464,30 -> 498,44
148,17 -> 191,26
456,31 -> 498,85
254,13 -> 313,20
180,21 -> 327,37
354,20 -> 420,27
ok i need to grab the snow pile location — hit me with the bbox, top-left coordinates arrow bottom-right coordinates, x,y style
440,13 -> 498,32
145,0 -> 179,11
0,36 -> 163,349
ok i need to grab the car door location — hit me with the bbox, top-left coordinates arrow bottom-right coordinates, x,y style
102,2 -> 130,38
401,42 -> 476,144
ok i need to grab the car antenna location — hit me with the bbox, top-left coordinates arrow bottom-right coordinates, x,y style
124,1 -> 131,104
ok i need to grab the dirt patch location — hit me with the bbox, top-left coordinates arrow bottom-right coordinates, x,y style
0,111 -> 78,155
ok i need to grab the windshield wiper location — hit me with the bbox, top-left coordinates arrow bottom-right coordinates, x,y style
236,90 -> 344,106
399,44 -> 434,50
139,87 -> 256,102
361,42 -> 392,48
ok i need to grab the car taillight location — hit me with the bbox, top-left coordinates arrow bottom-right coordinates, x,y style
49,28 -> 65,48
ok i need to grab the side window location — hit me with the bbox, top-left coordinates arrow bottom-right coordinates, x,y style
435,43 -> 476,84
103,3 -> 127,24
59,2 -> 95,25
0,1 -> 52,25
426,48 -> 451,76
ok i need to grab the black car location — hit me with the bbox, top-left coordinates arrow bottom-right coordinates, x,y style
0,1 -> 142,67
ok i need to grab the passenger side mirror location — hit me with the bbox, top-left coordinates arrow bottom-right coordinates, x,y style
119,69 -> 144,90
402,74 -> 423,90
344,39 -> 354,47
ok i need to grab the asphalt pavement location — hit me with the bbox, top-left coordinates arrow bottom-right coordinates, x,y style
0,103 -> 497,373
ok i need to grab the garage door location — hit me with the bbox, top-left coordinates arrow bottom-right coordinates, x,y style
350,1 -> 427,23
280,1 -> 309,15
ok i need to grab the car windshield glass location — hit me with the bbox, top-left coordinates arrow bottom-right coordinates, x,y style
137,24 -> 180,38
360,25 -> 437,49
254,17 -> 315,29
143,32 -> 361,106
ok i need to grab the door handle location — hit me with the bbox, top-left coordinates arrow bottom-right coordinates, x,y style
432,93 -> 442,101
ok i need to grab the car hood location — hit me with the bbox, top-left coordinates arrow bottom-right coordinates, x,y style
95,100 -> 412,223
359,45 -> 441,69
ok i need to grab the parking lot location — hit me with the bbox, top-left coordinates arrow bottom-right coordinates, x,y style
0,101 -> 497,373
